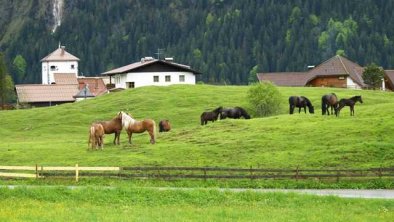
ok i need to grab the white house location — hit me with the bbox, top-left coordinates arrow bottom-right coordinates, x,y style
40,45 -> 79,84
102,57 -> 201,89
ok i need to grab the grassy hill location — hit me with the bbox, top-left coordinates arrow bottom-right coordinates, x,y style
0,84 -> 393,169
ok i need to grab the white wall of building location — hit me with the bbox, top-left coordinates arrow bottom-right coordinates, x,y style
346,77 -> 362,89
113,71 -> 196,88
42,61 -> 78,84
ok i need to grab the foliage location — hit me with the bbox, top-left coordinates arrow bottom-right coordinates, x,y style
362,63 -> 385,89
12,54 -> 27,82
0,52 -> 15,107
1,1 -> 394,84
246,82 -> 282,117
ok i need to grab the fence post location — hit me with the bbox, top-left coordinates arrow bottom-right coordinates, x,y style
250,166 -> 253,180
75,164 -> 79,182
204,168 -> 207,181
295,166 -> 299,181
35,164 -> 38,179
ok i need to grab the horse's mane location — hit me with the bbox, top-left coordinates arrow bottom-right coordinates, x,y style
301,96 -> 312,107
213,106 -> 223,113
119,111 -> 136,130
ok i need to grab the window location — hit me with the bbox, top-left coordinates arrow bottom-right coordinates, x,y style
165,75 -> 171,82
50,65 -> 56,71
71,64 -> 75,69
153,76 -> 159,82
126,82 -> 135,88
179,75 -> 185,82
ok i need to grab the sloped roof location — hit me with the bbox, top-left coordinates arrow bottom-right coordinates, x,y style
74,85 -> 95,98
40,47 -> 80,62
102,59 -> 201,75
77,77 -> 108,96
384,70 -> 394,84
54,73 -> 78,84
257,72 -> 308,86
306,55 -> 365,86
257,55 -> 366,87
15,84 -> 79,103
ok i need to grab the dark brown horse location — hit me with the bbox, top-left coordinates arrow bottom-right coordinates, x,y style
88,123 -> 105,150
159,120 -> 171,132
96,113 -> 123,145
119,111 -> 156,144
200,107 -> 223,125
220,107 -> 251,119
321,93 -> 338,115
288,96 -> 314,114
335,96 -> 363,116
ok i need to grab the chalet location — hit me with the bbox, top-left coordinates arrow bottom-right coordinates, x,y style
15,46 -> 107,107
257,55 -> 394,90
102,57 -> 201,89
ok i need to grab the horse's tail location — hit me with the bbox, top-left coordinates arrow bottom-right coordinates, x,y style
321,96 -> 326,115
88,125 -> 95,149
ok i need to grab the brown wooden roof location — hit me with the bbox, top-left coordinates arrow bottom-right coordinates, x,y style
385,70 -> 394,84
40,47 -> 80,62
77,77 -> 108,96
102,59 -> 201,76
257,55 -> 366,87
54,73 -> 78,85
15,84 -> 79,103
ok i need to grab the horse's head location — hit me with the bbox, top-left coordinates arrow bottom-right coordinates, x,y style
308,106 -> 315,114
356,96 -> 363,103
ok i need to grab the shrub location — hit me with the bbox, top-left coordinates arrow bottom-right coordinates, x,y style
247,82 -> 282,117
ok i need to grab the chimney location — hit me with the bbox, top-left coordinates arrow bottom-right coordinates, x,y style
60,46 -> 65,55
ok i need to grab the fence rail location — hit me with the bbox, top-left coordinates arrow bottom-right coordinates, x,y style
0,165 -> 393,182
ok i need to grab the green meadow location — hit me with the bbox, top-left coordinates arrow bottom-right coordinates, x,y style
0,186 -> 392,222
0,84 -> 393,169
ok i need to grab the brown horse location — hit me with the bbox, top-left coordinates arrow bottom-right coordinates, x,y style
335,96 -> 363,116
88,123 -> 105,150
200,106 -> 223,125
159,119 -> 171,132
321,93 -> 338,115
119,111 -> 156,144
96,113 -> 123,145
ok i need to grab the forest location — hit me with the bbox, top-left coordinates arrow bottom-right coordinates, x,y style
1,0 -> 394,85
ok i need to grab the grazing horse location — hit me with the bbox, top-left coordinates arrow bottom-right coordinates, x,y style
119,111 -> 156,144
88,123 -> 105,150
96,113 -> 123,145
220,107 -> 251,119
200,106 -> 223,125
335,96 -> 363,117
321,93 -> 338,115
159,119 -> 171,132
288,96 -> 314,114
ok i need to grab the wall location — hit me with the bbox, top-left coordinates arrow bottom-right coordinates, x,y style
114,71 -> 196,88
307,76 -> 347,88
42,61 -> 78,84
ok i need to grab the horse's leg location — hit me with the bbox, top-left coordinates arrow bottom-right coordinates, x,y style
128,131 -> 133,144
289,105 -> 294,114
149,130 -> 155,144
350,105 -> 354,116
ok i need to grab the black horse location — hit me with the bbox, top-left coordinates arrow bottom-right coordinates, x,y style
220,107 -> 251,119
321,93 -> 338,115
335,96 -> 363,116
200,106 -> 223,125
288,96 -> 314,114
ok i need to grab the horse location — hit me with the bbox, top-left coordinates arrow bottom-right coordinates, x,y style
118,111 -> 156,144
88,123 -> 105,150
288,96 -> 314,114
96,113 -> 123,145
200,106 -> 223,125
321,93 -> 338,115
220,107 -> 251,119
159,119 -> 171,132
335,96 -> 363,117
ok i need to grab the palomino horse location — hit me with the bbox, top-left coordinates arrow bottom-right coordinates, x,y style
335,96 -> 363,117
200,106 -> 223,125
321,93 -> 338,115
220,107 -> 251,119
96,113 -> 123,145
159,119 -> 171,132
118,111 -> 156,144
88,123 -> 105,150
288,96 -> 314,114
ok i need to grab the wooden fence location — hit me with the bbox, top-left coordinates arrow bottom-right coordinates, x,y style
0,165 -> 393,182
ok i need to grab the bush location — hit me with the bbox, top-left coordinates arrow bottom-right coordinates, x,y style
247,82 -> 282,117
